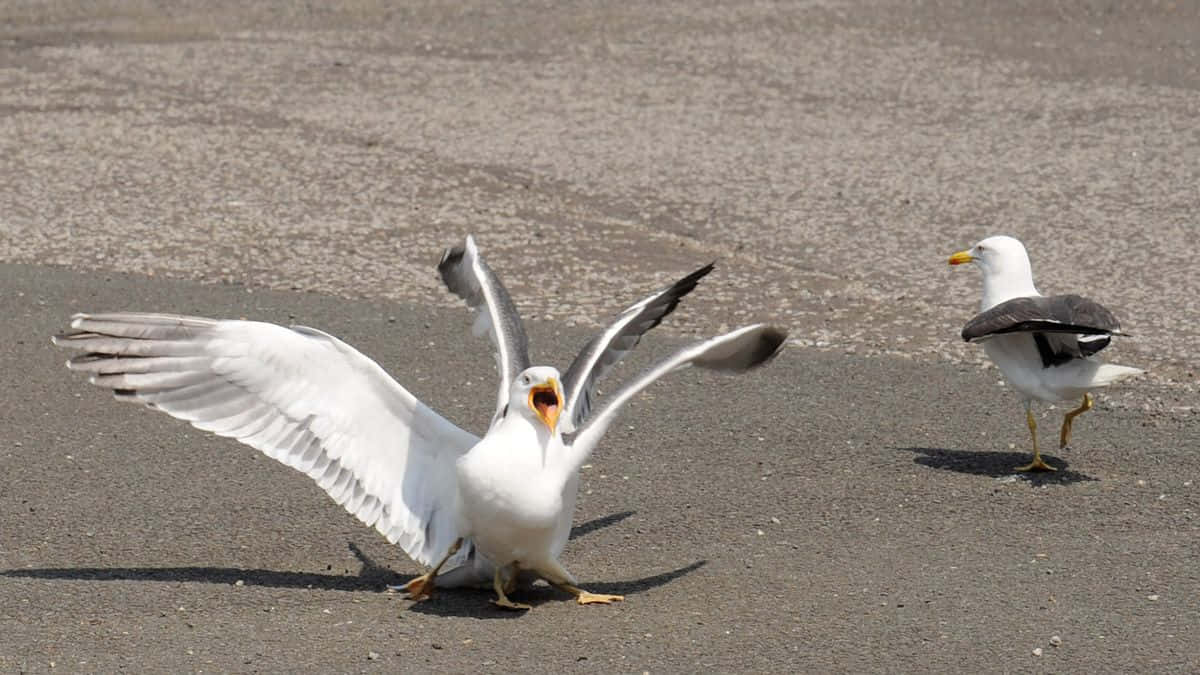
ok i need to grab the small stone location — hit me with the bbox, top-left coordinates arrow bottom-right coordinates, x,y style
1148,594 -> 1159,601
234,580 -> 244,586
431,643 -> 443,650
770,517 -> 781,525
1049,635 -> 1062,647
367,651 -> 380,661
1032,647 -> 1043,657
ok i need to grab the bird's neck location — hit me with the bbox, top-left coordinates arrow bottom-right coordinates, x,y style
980,265 -> 1039,310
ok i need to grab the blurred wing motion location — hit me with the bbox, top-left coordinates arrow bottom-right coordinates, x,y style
560,262 -> 715,432
53,313 -> 479,568
438,235 -> 531,425
562,323 -> 787,469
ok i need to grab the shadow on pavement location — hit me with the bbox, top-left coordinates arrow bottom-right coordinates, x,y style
0,510 -> 668,608
896,446 -> 1097,485
0,563 -> 392,592
404,560 -> 708,618
570,510 -> 634,540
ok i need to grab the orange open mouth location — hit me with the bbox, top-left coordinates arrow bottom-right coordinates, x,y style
529,380 -> 561,432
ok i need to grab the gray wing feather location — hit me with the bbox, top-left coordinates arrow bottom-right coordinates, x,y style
963,294 -> 1128,368
560,262 -> 714,432
962,294 -> 1123,342
437,235 -> 531,422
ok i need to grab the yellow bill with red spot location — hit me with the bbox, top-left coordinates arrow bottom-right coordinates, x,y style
948,250 -> 974,266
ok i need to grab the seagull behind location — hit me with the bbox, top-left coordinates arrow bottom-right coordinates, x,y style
949,235 -> 1142,471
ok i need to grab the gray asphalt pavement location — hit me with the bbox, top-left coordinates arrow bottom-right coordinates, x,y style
1,1 -> 1198,672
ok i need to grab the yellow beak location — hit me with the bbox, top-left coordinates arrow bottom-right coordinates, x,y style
528,378 -> 561,433
948,250 -> 974,266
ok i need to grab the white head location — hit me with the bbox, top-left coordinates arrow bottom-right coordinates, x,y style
948,235 -> 1040,309
509,366 -> 563,434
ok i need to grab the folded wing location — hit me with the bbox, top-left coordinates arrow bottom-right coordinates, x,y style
962,294 -> 1125,368
53,312 -> 479,568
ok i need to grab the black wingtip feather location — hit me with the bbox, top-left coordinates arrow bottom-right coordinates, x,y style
437,245 -> 466,278
749,326 -> 788,369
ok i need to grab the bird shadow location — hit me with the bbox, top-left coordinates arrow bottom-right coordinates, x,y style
404,559 -> 708,619
0,511 -> 686,616
895,446 -> 1097,485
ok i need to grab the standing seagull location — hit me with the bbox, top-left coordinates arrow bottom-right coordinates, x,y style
54,235 -> 786,609
948,235 -> 1142,472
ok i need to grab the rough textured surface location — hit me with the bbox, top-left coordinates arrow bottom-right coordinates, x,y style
1,0 -> 1198,672
3,265 -> 1198,673
1,0 -> 1196,403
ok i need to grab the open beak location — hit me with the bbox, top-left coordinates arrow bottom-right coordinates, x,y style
528,378 -> 561,433
948,250 -> 974,266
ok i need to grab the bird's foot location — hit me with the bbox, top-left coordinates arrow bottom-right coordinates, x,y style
492,597 -> 532,611
575,591 -> 624,606
400,573 -> 437,601
1014,457 -> 1056,472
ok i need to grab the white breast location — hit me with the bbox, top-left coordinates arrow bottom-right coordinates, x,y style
454,416 -> 564,567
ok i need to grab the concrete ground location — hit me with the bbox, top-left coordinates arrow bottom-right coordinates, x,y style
1,1 -> 1197,672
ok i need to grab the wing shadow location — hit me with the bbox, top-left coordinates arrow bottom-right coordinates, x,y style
896,446 -> 1097,484
0,510 -> 665,615
0,541 -> 400,592
570,510 -> 635,540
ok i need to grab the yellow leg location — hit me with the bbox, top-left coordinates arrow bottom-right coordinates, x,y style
491,566 -> 531,611
1015,405 -> 1055,472
401,538 -> 462,601
1059,393 -> 1094,449
551,581 -> 624,606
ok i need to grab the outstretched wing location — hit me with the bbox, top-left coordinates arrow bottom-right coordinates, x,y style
560,262 -> 714,432
559,324 -> 787,474
53,312 -> 479,568
962,294 -> 1124,368
438,235 -> 531,424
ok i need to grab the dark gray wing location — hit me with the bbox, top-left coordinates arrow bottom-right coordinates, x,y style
962,294 -> 1125,368
559,262 -> 714,432
438,235 -> 531,421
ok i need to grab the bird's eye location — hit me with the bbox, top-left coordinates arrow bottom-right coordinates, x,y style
521,375 -> 531,385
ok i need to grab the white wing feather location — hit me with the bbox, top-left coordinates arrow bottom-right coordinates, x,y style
437,235 -> 531,425
556,324 -> 787,481
54,312 -> 479,568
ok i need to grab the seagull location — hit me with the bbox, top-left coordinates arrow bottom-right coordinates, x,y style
54,235 -> 786,609
948,235 -> 1143,472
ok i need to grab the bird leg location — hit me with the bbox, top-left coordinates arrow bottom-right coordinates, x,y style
551,581 -> 625,606
1059,393 -> 1094,449
1015,405 -> 1056,472
491,565 -> 531,611
400,538 -> 462,601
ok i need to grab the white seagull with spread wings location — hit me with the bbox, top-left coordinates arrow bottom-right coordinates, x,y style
949,235 -> 1142,472
55,235 -> 786,609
